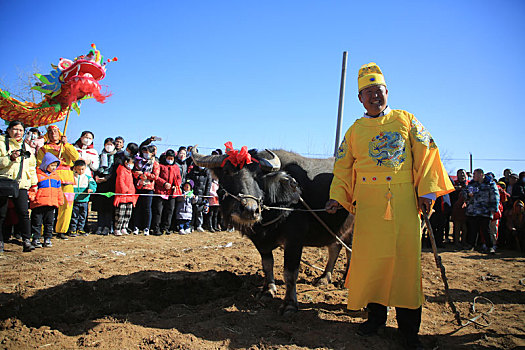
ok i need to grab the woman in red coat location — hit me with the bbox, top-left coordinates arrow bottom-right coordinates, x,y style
151,149 -> 182,235
114,156 -> 137,236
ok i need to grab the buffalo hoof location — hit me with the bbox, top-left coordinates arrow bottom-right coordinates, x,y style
279,302 -> 298,316
256,283 -> 277,301
313,274 -> 331,286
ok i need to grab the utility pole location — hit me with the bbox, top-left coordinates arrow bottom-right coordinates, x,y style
469,153 -> 473,174
334,51 -> 348,157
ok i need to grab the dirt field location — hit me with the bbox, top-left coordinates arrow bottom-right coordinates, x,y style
0,229 -> 524,350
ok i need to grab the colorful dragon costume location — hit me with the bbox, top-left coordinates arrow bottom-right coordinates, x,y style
0,44 -> 117,127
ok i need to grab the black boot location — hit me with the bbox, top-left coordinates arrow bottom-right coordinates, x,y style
357,303 -> 387,336
396,306 -> 423,350
23,239 -> 35,252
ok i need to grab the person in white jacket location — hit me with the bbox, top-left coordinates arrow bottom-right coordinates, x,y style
73,131 -> 99,177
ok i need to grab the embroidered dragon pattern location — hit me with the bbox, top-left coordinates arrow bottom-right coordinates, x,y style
410,118 -> 437,149
368,131 -> 406,168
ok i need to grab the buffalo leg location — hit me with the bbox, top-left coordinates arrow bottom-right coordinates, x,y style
315,213 -> 354,286
279,243 -> 302,315
257,251 -> 277,299
314,243 -> 342,286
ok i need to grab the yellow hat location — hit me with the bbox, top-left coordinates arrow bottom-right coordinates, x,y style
358,62 -> 386,92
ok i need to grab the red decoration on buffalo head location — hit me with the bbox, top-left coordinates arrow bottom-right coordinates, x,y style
221,141 -> 259,169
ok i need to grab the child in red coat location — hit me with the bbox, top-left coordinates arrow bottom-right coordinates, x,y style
114,156 -> 137,236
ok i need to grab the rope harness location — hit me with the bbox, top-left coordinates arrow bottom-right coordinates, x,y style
221,188 -> 352,252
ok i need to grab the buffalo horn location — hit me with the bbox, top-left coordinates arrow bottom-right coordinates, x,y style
259,149 -> 281,172
191,146 -> 228,168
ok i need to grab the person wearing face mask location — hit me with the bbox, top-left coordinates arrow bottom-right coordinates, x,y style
187,155 -> 212,233
113,156 -> 138,236
130,145 -> 159,235
150,149 -> 182,235
0,121 -> 38,253
92,138 -> 117,235
73,131 -> 99,177
175,146 -> 189,184
24,128 -> 44,156
169,146 -> 189,233
37,125 -> 79,239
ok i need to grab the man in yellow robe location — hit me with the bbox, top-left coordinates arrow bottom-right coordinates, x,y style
37,125 -> 79,239
326,63 -> 454,349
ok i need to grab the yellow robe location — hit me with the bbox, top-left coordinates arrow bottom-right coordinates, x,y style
37,142 -> 79,234
330,109 -> 454,310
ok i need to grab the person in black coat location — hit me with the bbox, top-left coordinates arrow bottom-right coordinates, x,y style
187,165 -> 212,232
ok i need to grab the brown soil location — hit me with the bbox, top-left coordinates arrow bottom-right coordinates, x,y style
0,230 -> 524,350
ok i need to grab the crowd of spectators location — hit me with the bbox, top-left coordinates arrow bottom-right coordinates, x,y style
0,122 -> 225,253
427,167 -> 525,254
0,121 -> 524,256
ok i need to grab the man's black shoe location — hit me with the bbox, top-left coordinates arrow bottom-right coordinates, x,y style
399,332 -> 424,350
57,233 -> 69,240
152,230 -> 163,236
23,239 -> 35,252
356,320 -> 386,336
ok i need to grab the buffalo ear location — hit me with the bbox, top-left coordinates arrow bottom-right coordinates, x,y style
263,172 -> 301,204
279,174 -> 298,191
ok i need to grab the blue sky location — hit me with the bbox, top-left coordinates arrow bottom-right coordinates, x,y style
1,0 -> 524,176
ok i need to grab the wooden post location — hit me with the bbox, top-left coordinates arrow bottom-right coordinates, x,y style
334,51 -> 348,157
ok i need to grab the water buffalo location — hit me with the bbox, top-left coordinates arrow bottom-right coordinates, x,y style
192,148 -> 353,315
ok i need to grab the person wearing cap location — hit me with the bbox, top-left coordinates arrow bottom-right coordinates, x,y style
37,125 -> 79,239
325,62 -> 454,349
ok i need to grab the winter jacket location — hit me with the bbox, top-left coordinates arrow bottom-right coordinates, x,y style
511,181 -> 525,203
451,179 -> 469,222
175,157 -> 189,184
74,142 -> 99,177
187,166 -> 212,198
463,176 -> 500,218
30,153 -> 64,209
97,149 -> 117,178
114,164 -> 138,207
154,162 -> 182,196
73,173 -> 97,202
175,191 -> 194,220
37,142 -> 79,186
0,135 -> 38,190
208,179 -> 219,206
132,156 -> 160,190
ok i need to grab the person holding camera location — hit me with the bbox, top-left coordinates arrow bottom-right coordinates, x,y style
0,121 -> 38,253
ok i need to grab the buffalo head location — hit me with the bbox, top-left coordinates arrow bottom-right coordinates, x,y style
192,147 -> 299,229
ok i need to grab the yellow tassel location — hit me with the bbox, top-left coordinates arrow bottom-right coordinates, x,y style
384,186 -> 393,221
